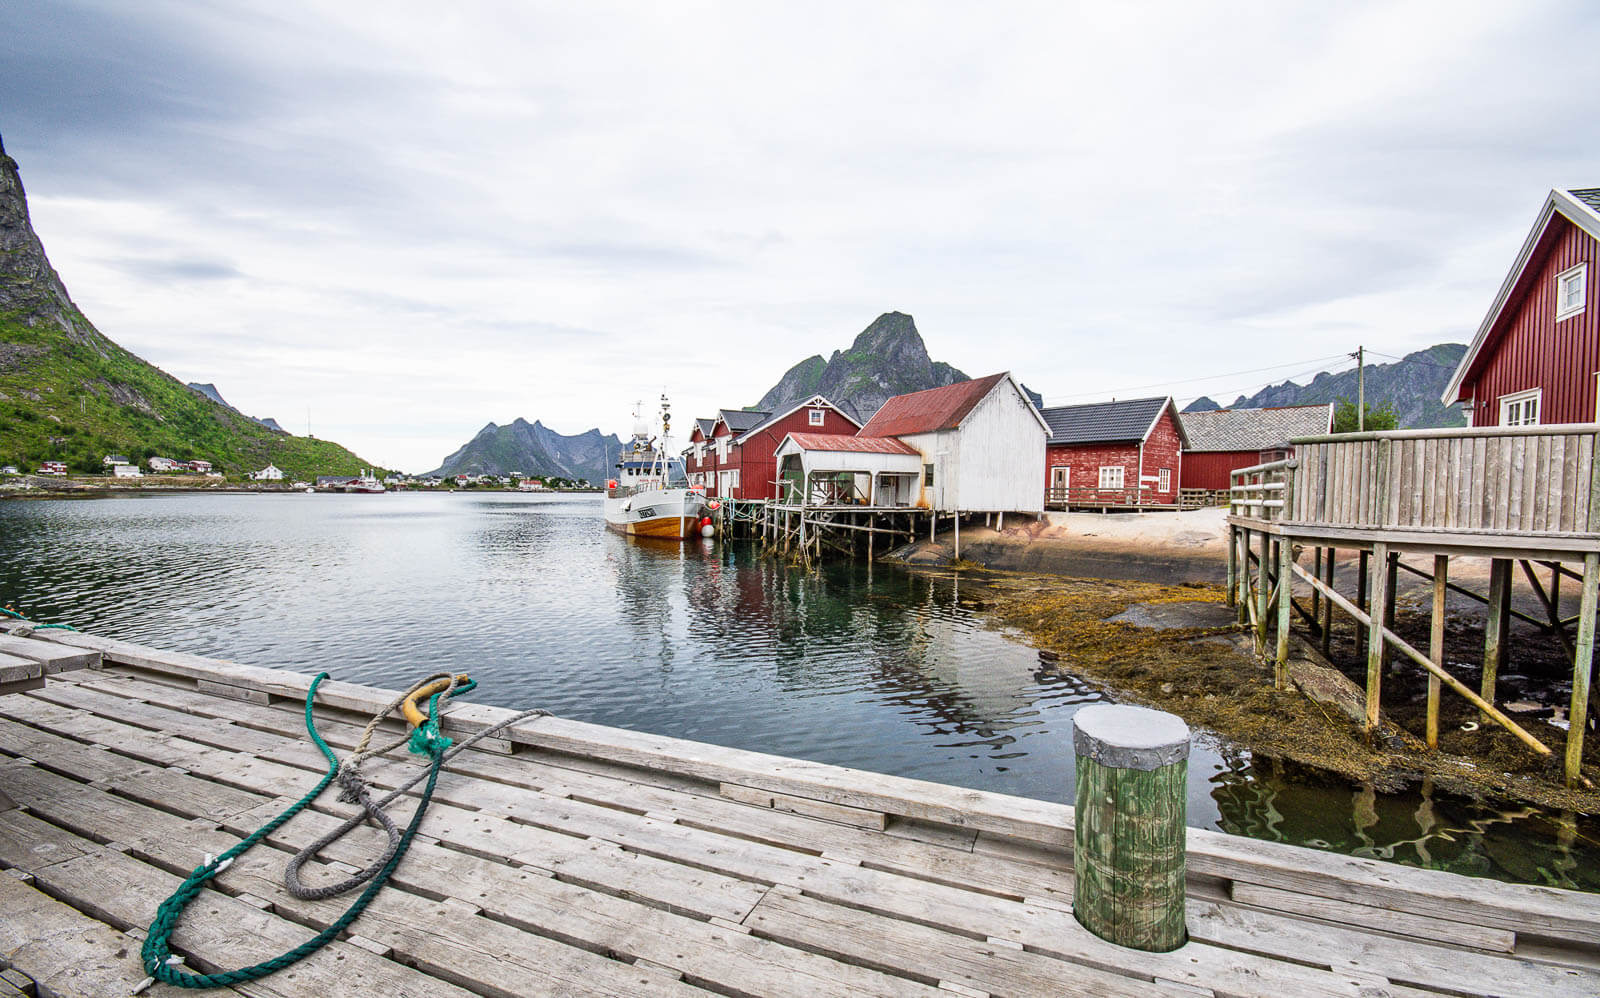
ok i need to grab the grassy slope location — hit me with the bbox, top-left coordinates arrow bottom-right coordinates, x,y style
0,308 -> 374,480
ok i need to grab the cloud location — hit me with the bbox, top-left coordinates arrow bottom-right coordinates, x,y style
4,1 -> 1600,470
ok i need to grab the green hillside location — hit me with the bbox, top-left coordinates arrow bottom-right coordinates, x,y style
0,136 -> 373,481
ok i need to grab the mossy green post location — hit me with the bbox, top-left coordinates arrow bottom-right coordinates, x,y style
1072,704 -> 1189,952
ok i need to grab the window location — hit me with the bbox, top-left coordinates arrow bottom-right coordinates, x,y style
1098,466 -> 1124,490
924,464 -> 935,486
731,469 -> 740,491
808,408 -> 825,426
1158,468 -> 1171,493
1500,388 -> 1541,427
1050,466 -> 1070,490
1557,264 -> 1587,322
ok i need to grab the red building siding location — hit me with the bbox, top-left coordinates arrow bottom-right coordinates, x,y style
1046,406 -> 1184,504
691,404 -> 858,500
1457,217 -> 1600,426
1180,449 -> 1290,490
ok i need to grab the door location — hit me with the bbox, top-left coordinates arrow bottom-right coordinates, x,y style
1050,465 -> 1070,503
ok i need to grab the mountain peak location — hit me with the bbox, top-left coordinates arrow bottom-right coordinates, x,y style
754,312 -> 966,420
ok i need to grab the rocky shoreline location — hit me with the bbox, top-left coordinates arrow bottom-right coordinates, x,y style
886,509 -> 1600,814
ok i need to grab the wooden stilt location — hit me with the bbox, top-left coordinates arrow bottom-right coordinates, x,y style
1311,548 -> 1323,630
1320,548 -> 1335,657
1383,551 -> 1399,671
1365,542 -> 1390,732
1226,525 -> 1237,609
1275,539 -> 1293,689
954,512 -> 960,561
1565,552 -> 1598,787
1428,554 -> 1447,750
1357,550 -> 1370,660
1483,558 -> 1510,723
1256,529 -> 1270,653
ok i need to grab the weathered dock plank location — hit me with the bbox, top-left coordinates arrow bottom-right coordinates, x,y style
3,628 -> 1600,997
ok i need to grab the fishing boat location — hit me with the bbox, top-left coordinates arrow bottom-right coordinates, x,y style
604,395 -> 710,540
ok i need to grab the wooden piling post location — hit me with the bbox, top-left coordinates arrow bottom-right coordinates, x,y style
1483,558 -> 1511,723
1311,547 -> 1322,630
1226,525 -> 1237,609
1072,704 -> 1189,953
1255,529 -> 1270,653
1428,554 -> 1447,750
1383,551 -> 1400,670
1365,542 -> 1390,732
1320,548 -> 1336,657
1236,528 -> 1251,626
1275,539 -> 1293,689
1357,550 -> 1370,659
1566,553 -> 1599,786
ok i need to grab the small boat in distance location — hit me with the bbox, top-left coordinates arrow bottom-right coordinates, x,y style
604,395 -> 709,540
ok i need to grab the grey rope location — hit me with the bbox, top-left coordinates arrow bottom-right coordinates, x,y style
283,674 -> 550,901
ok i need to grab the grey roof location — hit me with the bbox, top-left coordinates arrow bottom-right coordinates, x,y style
1039,396 -> 1170,445
717,408 -> 769,434
1179,404 -> 1333,452
1570,188 -> 1600,212
693,417 -> 715,439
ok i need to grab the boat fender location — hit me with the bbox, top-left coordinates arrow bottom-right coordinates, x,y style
701,524 -> 714,538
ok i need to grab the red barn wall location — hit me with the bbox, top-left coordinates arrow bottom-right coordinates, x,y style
1142,409 -> 1183,502
1046,442 -> 1140,500
1181,451 -> 1260,490
728,405 -> 859,500
1460,217 -> 1600,427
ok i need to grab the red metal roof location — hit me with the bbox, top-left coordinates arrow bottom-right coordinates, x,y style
858,373 -> 1008,437
784,432 -> 919,455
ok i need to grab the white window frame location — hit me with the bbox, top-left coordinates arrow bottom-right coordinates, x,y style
1050,466 -> 1070,490
808,408 -> 825,426
1158,468 -> 1171,493
730,469 -> 740,491
1098,465 -> 1124,490
1557,263 -> 1587,322
1499,387 -> 1541,427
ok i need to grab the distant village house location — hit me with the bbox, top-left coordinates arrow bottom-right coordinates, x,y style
1038,396 -> 1187,509
857,372 -> 1047,515
251,465 -> 284,481
1177,404 -> 1334,492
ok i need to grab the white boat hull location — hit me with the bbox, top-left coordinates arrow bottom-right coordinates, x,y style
604,488 -> 708,540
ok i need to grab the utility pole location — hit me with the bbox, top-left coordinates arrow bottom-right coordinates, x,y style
1349,346 -> 1365,431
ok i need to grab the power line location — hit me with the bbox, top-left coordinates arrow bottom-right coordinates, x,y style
1041,352 -> 1351,406
1176,359 -> 1359,410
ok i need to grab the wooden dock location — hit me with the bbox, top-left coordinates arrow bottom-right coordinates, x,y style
3,622 -> 1600,996
1227,423 -> 1600,784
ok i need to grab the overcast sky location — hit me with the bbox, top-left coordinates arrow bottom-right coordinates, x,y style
4,1 -> 1599,471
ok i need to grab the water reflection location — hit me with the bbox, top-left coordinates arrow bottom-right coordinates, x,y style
3,492 -> 1600,891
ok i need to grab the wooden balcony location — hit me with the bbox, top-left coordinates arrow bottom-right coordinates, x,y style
1225,424 -> 1600,786
1231,424 -> 1600,559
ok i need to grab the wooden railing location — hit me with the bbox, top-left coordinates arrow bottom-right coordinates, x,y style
1046,485 -> 1166,508
1229,458 -> 1295,524
1241,424 -> 1600,537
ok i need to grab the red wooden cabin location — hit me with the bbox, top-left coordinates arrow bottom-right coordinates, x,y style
685,397 -> 860,500
1444,188 -> 1600,426
1177,404 -> 1334,491
1038,396 -> 1187,508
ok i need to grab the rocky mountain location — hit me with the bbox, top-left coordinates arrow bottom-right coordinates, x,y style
0,134 -> 373,479
187,382 -> 285,432
754,312 -> 968,420
1182,344 -> 1469,429
427,418 -> 622,482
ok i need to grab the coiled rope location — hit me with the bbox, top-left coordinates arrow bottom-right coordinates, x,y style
139,670 -> 548,990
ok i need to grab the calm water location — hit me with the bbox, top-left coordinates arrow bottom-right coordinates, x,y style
3,491 -> 1598,891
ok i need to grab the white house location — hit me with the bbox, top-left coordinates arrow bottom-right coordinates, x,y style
857,372 -> 1049,515
148,456 -> 182,472
251,465 -> 284,481
112,464 -> 141,478
773,433 -> 924,506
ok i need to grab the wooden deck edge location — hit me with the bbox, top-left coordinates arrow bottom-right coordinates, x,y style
11,619 -> 1600,946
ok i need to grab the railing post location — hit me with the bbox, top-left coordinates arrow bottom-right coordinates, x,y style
1072,704 -> 1189,952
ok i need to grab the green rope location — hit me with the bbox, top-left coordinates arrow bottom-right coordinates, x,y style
0,604 -> 78,631
141,672 -> 447,989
